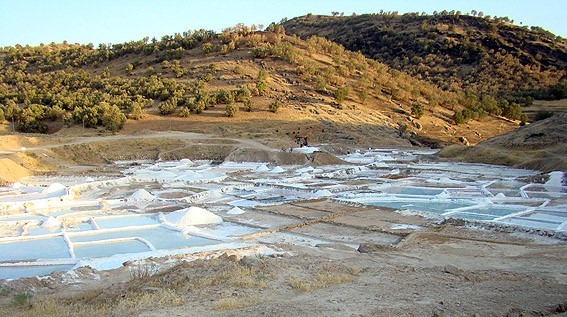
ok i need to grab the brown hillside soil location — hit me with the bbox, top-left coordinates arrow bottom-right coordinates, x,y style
438,112 -> 567,171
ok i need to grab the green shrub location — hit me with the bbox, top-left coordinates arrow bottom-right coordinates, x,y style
534,111 -> 553,121
234,86 -> 251,102
411,103 -> 425,119
256,80 -> 268,96
453,110 -> 465,124
179,107 -> 190,117
101,104 -> 127,132
12,292 -> 32,308
158,98 -> 178,115
269,99 -> 281,113
244,98 -> 252,112
334,86 -> 350,104
225,103 -> 239,117
128,102 -> 145,120
216,89 -> 234,104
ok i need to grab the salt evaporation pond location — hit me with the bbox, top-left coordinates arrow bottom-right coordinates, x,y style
1,149 -> 566,279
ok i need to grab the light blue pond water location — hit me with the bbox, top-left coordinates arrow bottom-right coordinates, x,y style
0,237 -> 70,261
0,214 -> 45,222
74,240 -> 150,258
451,205 -> 528,218
501,217 -> 561,230
0,265 -> 75,280
359,200 -> 475,214
94,216 -> 159,229
69,227 -> 219,250
380,186 -> 444,196
449,212 -> 498,221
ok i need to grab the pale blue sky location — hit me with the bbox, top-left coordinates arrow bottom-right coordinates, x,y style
1,0 -> 565,47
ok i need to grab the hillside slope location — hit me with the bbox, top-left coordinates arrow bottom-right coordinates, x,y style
283,13 -> 567,104
438,112 -> 567,171
0,26 -> 517,148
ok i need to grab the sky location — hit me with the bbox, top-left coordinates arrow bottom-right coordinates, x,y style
0,0 -> 566,47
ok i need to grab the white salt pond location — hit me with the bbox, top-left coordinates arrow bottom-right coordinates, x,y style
1,149 -> 566,280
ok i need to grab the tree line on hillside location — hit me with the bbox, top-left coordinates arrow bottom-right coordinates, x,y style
0,22 -> 536,133
282,11 -> 566,119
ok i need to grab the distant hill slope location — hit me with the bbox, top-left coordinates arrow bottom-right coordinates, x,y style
283,13 -> 567,103
438,112 -> 567,172
0,25 -> 517,146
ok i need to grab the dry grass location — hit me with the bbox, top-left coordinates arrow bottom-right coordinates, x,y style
288,272 -> 353,292
128,262 -> 160,281
9,288 -> 184,317
181,262 -> 268,291
218,264 -> 268,289
214,297 -> 257,310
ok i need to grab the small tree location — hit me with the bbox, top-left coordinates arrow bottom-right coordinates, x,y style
234,86 -> 251,102
453,110 -> 465,125
244,98 -> 252,112
225,103 -> 239,117
179,107 -> 190,117
158,98 -> 177,115
358,89 -> 368,104
269,99 -> 281,113
256,80 -> 268,96
216,89 -> 234,104
334,86 -> 350,104
411,103 -> 425,119
202,42 -> 213,54
128,102 -> 145,120
125,63 -> 134,75
101,104 -> 127,132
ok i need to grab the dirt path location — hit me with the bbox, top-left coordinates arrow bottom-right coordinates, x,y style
0,131 -> 281,182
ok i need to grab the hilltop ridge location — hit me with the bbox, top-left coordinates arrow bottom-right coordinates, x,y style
283,12 -> 566,112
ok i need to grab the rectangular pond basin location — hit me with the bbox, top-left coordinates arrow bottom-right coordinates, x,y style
0,237 -> 70,261
73,239 -> 152,258
379,186 -> 444,196
499,217 -> 563,231
0,265 -> 75,280
353,199 -> 475,214
69,227 -> 220,250
93,215 -> 160,229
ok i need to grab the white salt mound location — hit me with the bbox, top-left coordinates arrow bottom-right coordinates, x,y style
11,182 -> 24,189
179,158 -> 193,165
129,189 -> 156,201
314,189 -> 333,197
164,207 -> 222,226
295,166 -> 314,174
270,166 -> 284,173
42,183 -> 67,195
256,164 -> 270,172
42,216 -> 61,228
226,206 -> 246,215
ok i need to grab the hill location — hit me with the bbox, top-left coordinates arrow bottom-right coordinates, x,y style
282,12 -> 567,115
438,112 -> 567,172
0,24 -> 517,148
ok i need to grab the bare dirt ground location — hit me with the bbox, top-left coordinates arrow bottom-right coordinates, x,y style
438,112 -> 567,172
0,132 -> 565,316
